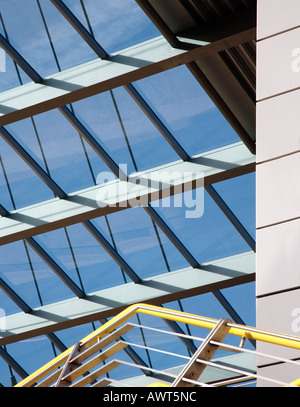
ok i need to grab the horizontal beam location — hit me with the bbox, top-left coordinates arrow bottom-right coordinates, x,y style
0,251 -> 255,346
0,28 -> 255,127
0,142 -> 255,246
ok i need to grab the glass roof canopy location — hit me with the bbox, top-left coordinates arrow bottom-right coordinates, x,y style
0,0 -> 256,387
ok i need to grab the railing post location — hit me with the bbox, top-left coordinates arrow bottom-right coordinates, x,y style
54,342 -> 81,387
171,318 -> 231,387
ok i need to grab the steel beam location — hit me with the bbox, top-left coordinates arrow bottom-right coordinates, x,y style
49,1 -> 251,161
0,33 -> 42,83
124,84 -> 190,161
46,332 -> 67,353
0,142 -> 255,246
48,2 -> 189,162
0,28 -> 255,127
0,204 -> 9,217
0,277 -> 32,313
186,60 -> 256,154
205,184 -> 256,252
171,318 -> 231,387
144,204 -> 199,268
26,237 -> 85,298
50,0 -> 108,59
0,127 -> 67,199
135,0 -> 182,49
82,220 -> 141,284
0,347 -> 28,379
58,105 -> 127,180
0,251 -> 255,346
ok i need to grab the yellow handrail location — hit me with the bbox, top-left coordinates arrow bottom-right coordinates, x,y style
15,303 -> 300,387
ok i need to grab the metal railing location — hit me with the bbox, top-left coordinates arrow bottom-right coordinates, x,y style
15,303 -> 300,387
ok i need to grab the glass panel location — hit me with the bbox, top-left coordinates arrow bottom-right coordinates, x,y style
152,187 -> 250,264
0,49 -> 24,93
0,137 -> 54,209
65,222 -> 126,292
0,17 -> 30,92
24,241 -> 75,305
33,228 -> 84,292
108,86 -> 179,172
220,282 -> 256,329
6,336 -> 56,378
0,155 -> 15,212
54,322 -> 96,349
213,172 -> 256,241
0,241 -> 41,309
72,92 -> 136,176
10,108 -> 105,194
134,65 -> 240,156
103,206 -> 171,280
0,357 -> 14,387
0,0 -> 96,77
180,293 -> 240,349
38,0 -> 96,71
73,80 -> 180,177
7,118 -> 49,173
33,108 -> 95,193
0,284 -> 21,316
0,0 -> 58,77
64,0 -> 160,54
154,226 -> 190,272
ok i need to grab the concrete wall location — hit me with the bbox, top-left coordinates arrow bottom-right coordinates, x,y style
256,0 -> 300,387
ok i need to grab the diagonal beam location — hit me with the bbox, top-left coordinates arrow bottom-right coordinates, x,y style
186,61 -> 256,154
144,204 -> 199,268
0,277 -> 32,313
0,33 -> 42,83
58,105 -> 127,180
135,0 -> 183,49
124,84 -> 190,161
47,332 -> 67,353
0,127 -> 67,199
50,0 -> 108,59
0,28 -> 255,127
212,290 -> 256,348
0,346 -> 28,379
0,251 -> 255,346
26,237 -> 85,298
205,184 -> 256,252
48,1 -> 191,162
82,220 -> 141,284
0,142 -> 255,246
47,1 -> 213,163
134,0 -> 256,154
145,202 -> 252,334
0,203 -> 9,217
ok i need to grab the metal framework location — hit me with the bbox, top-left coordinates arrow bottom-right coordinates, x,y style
0,0 -> 260,387
14,304 -> 300,388
0,251 -> 255,346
